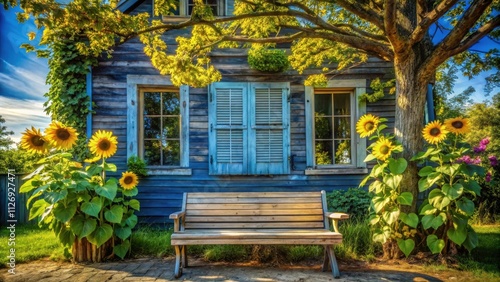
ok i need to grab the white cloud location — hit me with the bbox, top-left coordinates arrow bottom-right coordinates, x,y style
0,96 -> 50,143
0,58 -> 49,101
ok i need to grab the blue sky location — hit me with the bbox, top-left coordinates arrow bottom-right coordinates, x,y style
0,6 -> 497,143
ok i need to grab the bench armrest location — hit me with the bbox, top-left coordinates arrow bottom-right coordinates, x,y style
169,211 -> 186,232
325,212 -> 349,233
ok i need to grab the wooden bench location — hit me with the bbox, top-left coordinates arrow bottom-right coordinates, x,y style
169,190 -> 349,279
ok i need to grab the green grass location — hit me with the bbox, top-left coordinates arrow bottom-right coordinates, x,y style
0,225 -> 67,267
456,225 -> 500,276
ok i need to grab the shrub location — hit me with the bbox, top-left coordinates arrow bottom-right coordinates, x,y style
127,155 -> 148,177
326,188 -> 372,220
248,47 -> 289,73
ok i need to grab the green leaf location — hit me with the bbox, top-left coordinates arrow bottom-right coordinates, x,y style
70,215 -> 97,238
20,179 -> 37,193
419,203 -> 437,215
86,164 -> 103,176
461,179 -> 481,196
442,183 -> 463,200
372,226 -> 391,244
397,238 -> 415,257
124,214 -> 138,228
104,205 -> 124,224
373,196 -> 390,213
113,240 -> 130,259
104,162 -> 117,172
87,224 -> 113,248
95,178 -> 118,201
429,189 -> 451,210
81,197 -> 103,218
397,192 -> 413,206
29,199 -> 50,221
421,213 -> 445,230
128,199 -> 140,211
115,226 -> 132,240
58,226 -> 75,247
388,158 -> 407,175
447,226 -> 467,245
384,174 -> 403,190
457,198 -> 475,216
400,212 -> 419,228
427,235 -> 445,254
364,153 -> 377,162
122,187 -> 138,197
418,173 -> 442,192
53,201 -> 77,223
44,189 -> 68,204
418,166 -> 435,177
382,208 -> 399,225
463,227 -> 479,252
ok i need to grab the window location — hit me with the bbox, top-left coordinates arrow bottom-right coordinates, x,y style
127,75 -> 190,175
209,82 -> 290,175
305,79 -> 367,175
160,0 -> 230,17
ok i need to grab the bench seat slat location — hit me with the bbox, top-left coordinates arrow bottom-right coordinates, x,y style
185,215 -> 324,222
171,238 -> 342,245
185,209 -> 324,216
187,192 -> 322,198
186,197 -> 321,204
184,222 -> 325,229
186,203 -> 323,210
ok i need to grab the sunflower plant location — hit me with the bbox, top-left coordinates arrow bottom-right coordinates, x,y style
19,122 -> 141,262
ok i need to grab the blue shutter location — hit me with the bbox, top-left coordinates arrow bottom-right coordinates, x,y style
249,83 -> 290,174
209,83 -> 248,175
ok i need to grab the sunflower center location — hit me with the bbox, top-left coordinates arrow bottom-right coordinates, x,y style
32,136 -> 45,147
380,145 -> 390,154
430,128 -> 441,137
98,139 -> 111,151
56,128 -> 71,141
364,122 -> 375,131
124,176 -> 133,185
451,121 -> 463,129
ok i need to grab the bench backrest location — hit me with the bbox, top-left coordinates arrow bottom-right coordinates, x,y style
181,191 -> 329,230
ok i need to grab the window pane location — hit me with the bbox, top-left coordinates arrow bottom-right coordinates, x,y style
315,141 -> 333,165
334,93 -> 350,115
144,140 -> 161,166
144,92 -> 161,115
144,117 -> 161,139
163,140 -> 180,166
163,92 -> 180,115
163,117 -> 180,138
335,140 -> 352,164
334,117 -> 351,139
315,94 -> 332,115
315,116 -> 332,139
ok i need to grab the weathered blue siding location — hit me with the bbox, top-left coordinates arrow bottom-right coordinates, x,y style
91,1 -> 396,223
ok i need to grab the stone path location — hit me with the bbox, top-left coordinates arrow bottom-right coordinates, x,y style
1,257 -> 443,282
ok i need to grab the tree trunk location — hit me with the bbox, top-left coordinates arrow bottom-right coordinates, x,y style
72,237 -> 114,263
393,49 -> 432,214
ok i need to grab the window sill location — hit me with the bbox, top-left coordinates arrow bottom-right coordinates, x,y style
305,168 -> 368,175
146,168 -> 192,176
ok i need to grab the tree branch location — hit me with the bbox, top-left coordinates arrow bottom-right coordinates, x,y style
384,0 -> 402,50
327,0 -> 385,31
449,15 -> 500,56
410,0 -> 459,45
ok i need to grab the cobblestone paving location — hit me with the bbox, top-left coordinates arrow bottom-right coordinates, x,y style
1,258 -> 441,282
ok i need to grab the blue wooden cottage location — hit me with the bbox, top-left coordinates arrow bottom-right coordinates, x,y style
88,0 -> 430,223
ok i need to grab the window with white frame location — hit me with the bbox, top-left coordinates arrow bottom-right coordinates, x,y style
209,82 -> 290,175
161,0 -> 229,17
127,75 -> 190,175
305,79 -> 367,174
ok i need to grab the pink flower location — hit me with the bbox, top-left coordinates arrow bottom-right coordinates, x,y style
489,155 -> 498,167
474,144 -> 486,153
486,172 -> 492,182
457,155 -> 473,164
473,156 -> 482,165
480,138 -> 490,146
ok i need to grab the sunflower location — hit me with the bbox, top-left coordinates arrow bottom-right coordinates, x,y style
356,114 -> 380,137
44,121 -> 78,150
422,120 -> 448,144
444,117 -> 470,134
119,171 -> 139,190
20,126 -> 48,153
88,130 -> 118,159
372,137 -> 394,161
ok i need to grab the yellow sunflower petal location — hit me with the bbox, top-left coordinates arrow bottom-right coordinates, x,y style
44,121 -> 78,150
20,126 -> 48,154
444,117 -> 470,134
356,114 -> 380,138
119,171 -> 139,190
372,137 -> 394,161
88,130 -> 118,159
422,120 -> 448,144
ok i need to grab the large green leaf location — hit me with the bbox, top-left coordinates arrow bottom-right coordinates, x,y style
418,172 -> 442,192
397,192 -> 413,206
397,238 -> 415,258
400,212 -> 418,228
447,226 -> 467,245
104,162 -> 117,172
113,240 -> 130,259
463,227 -> 479,252
58,226 -> 75,247
70,215 -> 97,238
81,197 -> 103,218
124,214 -> 138,228
382,208 -> 399,225
87,224 -> 113,247
95,178 -> 118,201
122,187 -> 138,197
373,196 -> 390,213
384,174 -> 403,190
86,164 -> 103,176
44,189 -> 68,204
53,201 -> 77,223
115,226 -> 132,240
429,189 -> 451,210
104,205 -> 124,224
364,153 -> 377,162
442,183 -> 463,200
419,203 -> 437,215
421,213 -> 445,230
372,226 -> 391,244
418,166 -> 434,177
388,158 -> 407,175
128,199 -> 140,211
427,235 -> 445,254
461,179 -> 481,196
457,198 -> 475,216
20,179 -> 37,193
29,199 -> 50,220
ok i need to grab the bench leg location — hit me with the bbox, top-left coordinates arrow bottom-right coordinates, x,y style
322,247 -> 329,272
326,245 -> 340,278
174,245 -> 183,278
182,245 -> 188,268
